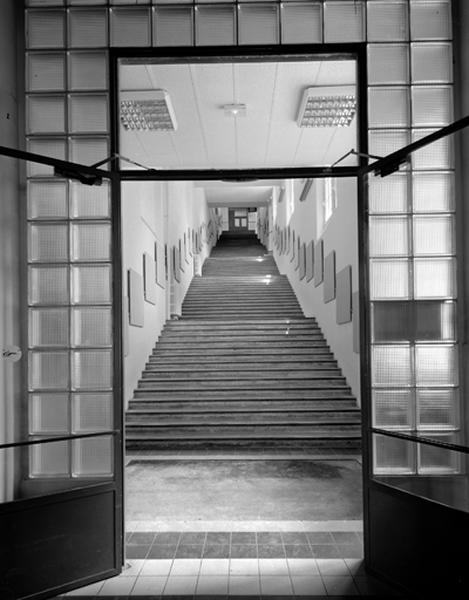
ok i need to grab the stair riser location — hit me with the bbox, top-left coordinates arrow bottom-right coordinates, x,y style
128,401 -> 358,411
126,440 -> 361,451
126,413 -> 361,424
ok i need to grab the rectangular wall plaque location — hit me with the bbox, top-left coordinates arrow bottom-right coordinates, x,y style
143,252 -> 157,305
295,236 -> 301,270
324,250 -> 336,303
128,268 -> 144,328
154,241 -> 166,289
299,242 -> 307,280
306,240 -> 314,282
314,239 -> 324,287
336,265 -> 352,324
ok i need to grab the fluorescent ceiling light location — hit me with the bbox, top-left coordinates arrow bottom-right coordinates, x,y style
223,103 -> 247,117
120,89 -> 177,131
297,86 -> 356,128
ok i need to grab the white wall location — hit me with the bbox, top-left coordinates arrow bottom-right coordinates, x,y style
272,178 -> 361,401
0,0 -> 21,501
121,180 -> 212,405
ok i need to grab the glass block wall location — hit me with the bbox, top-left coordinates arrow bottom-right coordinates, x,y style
24,0 -> 457,476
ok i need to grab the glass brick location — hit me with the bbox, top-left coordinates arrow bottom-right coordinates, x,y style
70,180 -> 111,218
324,0 -> 365,42
27,1 -> 65,5
369,216 -> 409,257
418,439 -> 460,474
369,87 -> 409,128
30,441 -> 70,478
411,42 -> 453,83
415,344 -> 457,387
368,129 -> 410,160
154,6 -> 194,46
29,265 -> 69,305
71,223 -> 111,261
373,433 -> 415,474
26,10 -> 65,49
27,138 -> 67,178
29,308 -> 69,347
69,94 -> 109,134
411,86 -> 453,127
410,1 -> 451,41
367,44 -> 409,85
372,301 -> 413,342
71,350 -> 112,390
69,137 -> 110,166
68,51 -> 108,91
372,344 -> 412,387
412,172 -> 454,212
110,8 -> 151,46
28,180 -> 68,220
367,1 -> 408,42
71,307 -> 112,347
68,9 -> 108,48
413,215 -> 454,255
27,53 -> 65,91
72,435 -> 113,477
69,0 -> 107,4
27,96 -> 66,134
414,257 -> 456,298
368,172 -> 409,214
417,388 -> 458,430
71,265 -> 112,304
281,2 -> 322,44
28,223 -> 68,262
238,3 -> 280,45
372,389 -> 414,429
72,393 -> 113,432
29,350 -> 70,389
370,259 -> 410,300
29,393 -> 69,434
195,6 -> 236,46
415,300 -> 456,341
411,129 -> 453,170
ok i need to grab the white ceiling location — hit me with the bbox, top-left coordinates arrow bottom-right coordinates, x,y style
119,59 -> 358,173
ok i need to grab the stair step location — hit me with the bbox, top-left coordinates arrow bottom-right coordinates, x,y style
125,427 -> 361,439
141,370 -> 343,381
137,380 -> 348,391
128,399 -> 358,411
133,389 -> 354,400
126,413 -> 361,424
144,363 -> 338,372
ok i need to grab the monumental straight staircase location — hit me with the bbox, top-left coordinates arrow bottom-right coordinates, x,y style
125,231 -> 361,451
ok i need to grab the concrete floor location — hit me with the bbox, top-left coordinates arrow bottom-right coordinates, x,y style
125,458 -> 363,522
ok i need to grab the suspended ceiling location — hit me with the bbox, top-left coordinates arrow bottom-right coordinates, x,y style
119,58 -> 358,173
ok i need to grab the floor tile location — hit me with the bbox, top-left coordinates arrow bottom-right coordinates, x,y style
258,559 -> 289,577
128,532 -> 156,545
199,558 -> 230,576
287,559 -> 319,576
316,558 -> 350,576
344,558 -> 366,577
180,531 -> 207,544
331,531 -> 359,544
336,543 -> 363,558
291,575 -> 326,596
229,559 -> 259,576
170,558 -> 201,576
321,575 -> 359,595
121,559 -> 145,578
257,544 -> 285,558
256,532 -> 283,545
203,543 -> 230,559
259,575 -> 292,595
231,544 -> 257,558
126,545 -> 150,560
206,532 -> 231,545
311,544 -> 340,558
98,576 -> 136,596
67,581 -> 104,596
140,559 -> 173,576
130,576 -> 167,596
231,532 -> 256,545
305,532 -> 334,545
281,532 -> 308,545
175,543 -> 204,558
147,545 -> 177,560
284,544 -> 312,559
162,575 -> 198,596
196,575 -> 229,595
155,532 -> 181,545
229,575 -> 261,595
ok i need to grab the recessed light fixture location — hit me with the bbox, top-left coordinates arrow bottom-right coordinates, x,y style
297,86 -> 356,128
223,103 -> 247,117
120,89 -> 177,131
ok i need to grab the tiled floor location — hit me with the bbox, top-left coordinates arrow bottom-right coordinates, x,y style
54,531 -> 401,598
